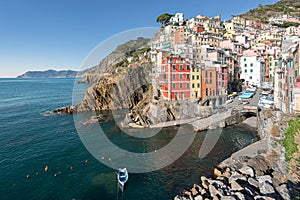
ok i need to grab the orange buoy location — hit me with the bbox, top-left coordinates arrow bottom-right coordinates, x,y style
44,165 -> 49,172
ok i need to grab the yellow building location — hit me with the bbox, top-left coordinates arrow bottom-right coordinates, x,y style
191,65 -> 202,99
224,32 -> 234,40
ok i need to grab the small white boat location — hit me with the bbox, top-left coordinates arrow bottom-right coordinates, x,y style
117,168 -> 128,188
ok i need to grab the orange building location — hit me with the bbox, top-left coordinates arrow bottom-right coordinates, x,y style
174,28 -> 185,44
201,67 -> 217,98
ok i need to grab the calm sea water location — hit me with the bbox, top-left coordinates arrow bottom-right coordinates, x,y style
0,78 -> 257,200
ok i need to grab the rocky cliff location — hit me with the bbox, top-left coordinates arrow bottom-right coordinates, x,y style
81,37 -> 151,84
75,64 -> 153,112
55,37 -> 154,114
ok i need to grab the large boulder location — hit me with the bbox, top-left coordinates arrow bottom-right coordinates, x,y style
233,192 -> 245,200
275,184 -> 290,200
191,187 -> 199,197
238,165 -> 255,177
256,175 -> 272,184
229,174 -> 247,184
246,156 -> 270,176
248,177 -> 260,188
201,176 -> 210,189
174,195 -> 182,200
253,195 -> 276,200
259,182 -> 275,195
209,184 -> 223,199
220,196 -> 236,200
214,168 -> 223,177
230,180 -> 244,191
194,196 -> 203,200
244,186 -> 259,197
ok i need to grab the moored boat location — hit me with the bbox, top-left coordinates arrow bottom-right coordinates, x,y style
117,168 -> 128,188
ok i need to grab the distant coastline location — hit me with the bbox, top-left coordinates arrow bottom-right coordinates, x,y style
17,69 -> 79,78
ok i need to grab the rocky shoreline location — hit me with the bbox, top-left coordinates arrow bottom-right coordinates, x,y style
175,153 -> 291,200
174,110 -> 300,200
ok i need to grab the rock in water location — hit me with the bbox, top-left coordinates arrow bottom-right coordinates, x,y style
214,168 -> 222,177
174,195 -> 182,200
191,187 -> 199,196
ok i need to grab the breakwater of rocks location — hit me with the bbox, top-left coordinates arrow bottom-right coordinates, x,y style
174,110 -> 300,200
174,154 -> 290,200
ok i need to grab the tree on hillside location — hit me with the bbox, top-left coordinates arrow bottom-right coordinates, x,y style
156,13 -> 174,25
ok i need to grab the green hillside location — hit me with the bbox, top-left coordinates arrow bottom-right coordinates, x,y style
240,0 -> 300,23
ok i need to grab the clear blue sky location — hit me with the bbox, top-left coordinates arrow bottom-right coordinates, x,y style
0,0 -> 278,77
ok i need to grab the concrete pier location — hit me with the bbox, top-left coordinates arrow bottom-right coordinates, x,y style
190,109 -> 233,131
218,138 -> 268,168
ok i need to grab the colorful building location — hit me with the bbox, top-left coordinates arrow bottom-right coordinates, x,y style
159,57 -> 191,100
274,40 -> 299,113
174,28 -> 185,45
201,67 -> 217,98
240,56 -> 265,87
216,65 -> 229,95
191,65 -> 202,99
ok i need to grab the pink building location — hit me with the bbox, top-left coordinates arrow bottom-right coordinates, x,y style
294,76 -> 300,112
220,40 -> 233,49
216,66 -> 229,95
220,40 -> 243,55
